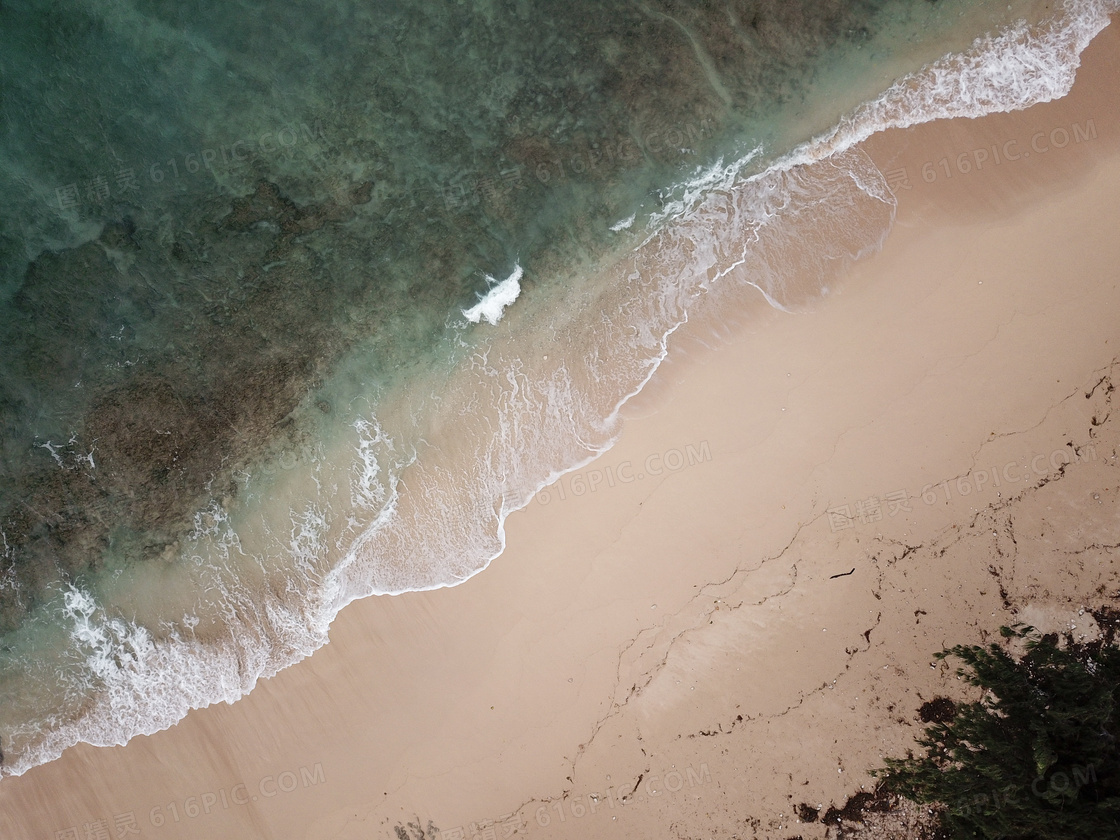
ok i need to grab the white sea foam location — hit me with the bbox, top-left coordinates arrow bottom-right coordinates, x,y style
64,588 -> 154,681
462,265 -> 523,325
1,585 -> 323,779
33,433 -> 96,472
5,0 -> 1116,779
610,214 -> 636,232
799,0 -> 1119,165
350,417 -> 398,512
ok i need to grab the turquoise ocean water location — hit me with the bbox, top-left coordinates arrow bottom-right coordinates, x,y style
0,0 -> 1113,775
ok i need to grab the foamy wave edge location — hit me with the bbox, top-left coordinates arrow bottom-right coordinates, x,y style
4,0 -> 1116,779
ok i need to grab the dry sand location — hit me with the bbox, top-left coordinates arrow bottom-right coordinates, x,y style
3,17 -> 1120,840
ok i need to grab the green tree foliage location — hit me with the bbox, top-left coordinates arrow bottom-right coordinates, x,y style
875,625 -> 1120,839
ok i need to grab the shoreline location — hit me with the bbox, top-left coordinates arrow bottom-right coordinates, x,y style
3,13 -> 1120,840
0,0 -> 1107,778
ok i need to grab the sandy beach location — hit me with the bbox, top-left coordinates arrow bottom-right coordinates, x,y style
4,14 -> 1120,840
